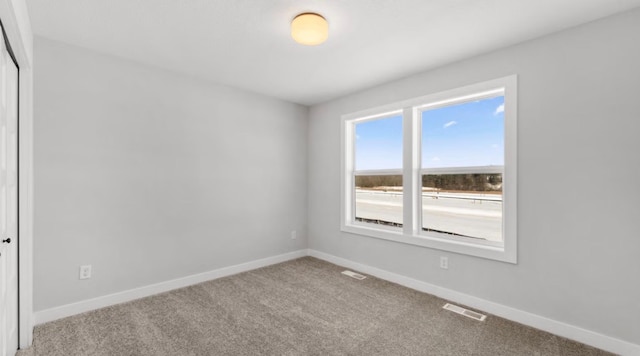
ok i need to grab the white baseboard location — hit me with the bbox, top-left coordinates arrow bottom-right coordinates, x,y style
33,248 -> 639,356
308,249 -> 640,356
34,249 -> 308,326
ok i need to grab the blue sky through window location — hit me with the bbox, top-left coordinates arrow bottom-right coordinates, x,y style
422,96 -> 504,168
354,96 -> 504,170
355,115 -> 403,170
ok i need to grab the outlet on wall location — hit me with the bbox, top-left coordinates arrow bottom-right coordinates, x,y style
79,265 -> 92,280
440,257 -> 449,270
291,230 -> 297,240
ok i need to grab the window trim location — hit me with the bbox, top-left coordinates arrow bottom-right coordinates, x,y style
341,76 -> 518,263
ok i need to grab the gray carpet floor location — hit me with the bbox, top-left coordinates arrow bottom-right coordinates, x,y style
19,257 -> 612,356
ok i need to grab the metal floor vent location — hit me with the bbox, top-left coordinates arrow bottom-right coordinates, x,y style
341,270 -> 367,280
443,303 -> 487,321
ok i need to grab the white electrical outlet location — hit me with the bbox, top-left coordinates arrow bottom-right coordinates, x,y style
79,265 -> 92,280
291,230 -> 297,239
440,257 -> 449,270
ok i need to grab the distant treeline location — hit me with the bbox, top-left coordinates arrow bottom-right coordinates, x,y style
355,175 -> 402,189
355,174 -> 502,192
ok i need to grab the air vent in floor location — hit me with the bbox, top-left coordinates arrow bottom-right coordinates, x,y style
443,303 -> 487,321
341,270 -> 367,280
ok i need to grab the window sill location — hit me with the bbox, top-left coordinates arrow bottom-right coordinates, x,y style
341,223 -> 517,264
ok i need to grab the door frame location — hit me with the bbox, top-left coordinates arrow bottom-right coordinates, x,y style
0,16 -> 20,355
0,0 -> 32,349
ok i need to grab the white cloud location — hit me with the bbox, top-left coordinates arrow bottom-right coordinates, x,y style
443,120 -> 457,128
491,144 -> 498,149
432,156 -> 440,161
494,103 -> 504,115
356,134 -> 360,140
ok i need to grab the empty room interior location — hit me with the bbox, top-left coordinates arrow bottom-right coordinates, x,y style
0,0 -> 639,355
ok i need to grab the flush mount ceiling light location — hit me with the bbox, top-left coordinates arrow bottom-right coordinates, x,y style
291,12 -> 328,46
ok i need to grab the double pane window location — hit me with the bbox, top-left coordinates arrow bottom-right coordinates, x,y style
342,76 -> 517,263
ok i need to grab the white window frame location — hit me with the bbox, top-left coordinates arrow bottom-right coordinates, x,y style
341,76 -> 517,263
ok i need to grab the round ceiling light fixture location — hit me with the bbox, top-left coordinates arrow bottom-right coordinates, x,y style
291,12 -> 328,46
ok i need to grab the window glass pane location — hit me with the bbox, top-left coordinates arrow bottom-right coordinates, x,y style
355,175 -> 403,228
422,96 -> 504,168
354,115 -> 403,228
355,115 -> 403,170
421,173 -> 502,241
421,96 -> 504,242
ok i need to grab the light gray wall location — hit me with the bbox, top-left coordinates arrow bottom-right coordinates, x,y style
308,9 -> 640,345
33,37 -> 308,311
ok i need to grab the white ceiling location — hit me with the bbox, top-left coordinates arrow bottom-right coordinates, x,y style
27,0 -> 640,105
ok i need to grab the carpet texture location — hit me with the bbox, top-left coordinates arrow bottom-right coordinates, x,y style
19,257 -> 612,355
